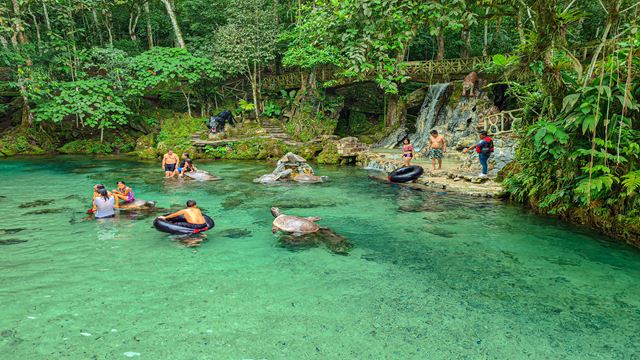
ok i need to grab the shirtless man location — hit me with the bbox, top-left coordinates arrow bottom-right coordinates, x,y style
426,130 -> 447,170
158,200 -> 206,225
161,149 -> 180,178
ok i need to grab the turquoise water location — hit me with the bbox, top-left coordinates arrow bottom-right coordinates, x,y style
1,156 -> 639,359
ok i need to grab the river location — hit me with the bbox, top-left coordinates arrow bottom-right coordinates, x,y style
0,156 -> 639,359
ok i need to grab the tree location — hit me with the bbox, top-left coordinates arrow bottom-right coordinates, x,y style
214,0 -> 278,121
159,0 -> 185,48
129,47 -> 219,116
32,79 -> 132,142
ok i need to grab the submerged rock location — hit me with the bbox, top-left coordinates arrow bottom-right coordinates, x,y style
23,208 -> 69,215
219,228 -> 252,238
18,199 -> 55,208
0,228 -> 27,234
0,239 -> 28,245
278,228 -> 351,255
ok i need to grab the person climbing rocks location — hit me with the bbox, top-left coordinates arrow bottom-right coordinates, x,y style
162,149 -> 180,178
426,130 -> 447,170
158,200 -> 206,226
112,181 -> 135,205
93,188 -> 118,219
462,130 -> 494,178
207,110 -> 236,133
401,137 -> 415,167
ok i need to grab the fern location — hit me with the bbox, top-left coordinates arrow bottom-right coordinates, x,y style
622,171 -> 640,197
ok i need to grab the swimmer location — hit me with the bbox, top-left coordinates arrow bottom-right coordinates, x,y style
158,200 -> 205,225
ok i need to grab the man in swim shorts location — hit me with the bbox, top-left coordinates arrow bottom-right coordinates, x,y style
426,130 -> 447,170
162,149 -> 180,178
158,200 -> 206,226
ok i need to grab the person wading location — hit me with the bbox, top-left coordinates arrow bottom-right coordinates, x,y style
161,149 -> 180,178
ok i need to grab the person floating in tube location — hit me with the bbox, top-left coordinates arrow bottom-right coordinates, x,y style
157,200 -> 206,227
401,137 -> 415,167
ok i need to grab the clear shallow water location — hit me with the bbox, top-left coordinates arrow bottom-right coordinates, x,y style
0,156 -> 639,359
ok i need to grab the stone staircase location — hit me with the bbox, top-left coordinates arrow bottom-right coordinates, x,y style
262,120 -> 299,145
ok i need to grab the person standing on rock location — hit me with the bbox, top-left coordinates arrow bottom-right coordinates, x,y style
401,137 -> 415,167
462,130 -> 494,178
426,130 -> 447,170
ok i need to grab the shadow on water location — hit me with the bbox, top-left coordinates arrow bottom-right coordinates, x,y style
277,228 -> 352,255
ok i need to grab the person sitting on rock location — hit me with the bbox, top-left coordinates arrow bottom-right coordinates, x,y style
179,158 -> 198,177
112,181 -> 135,205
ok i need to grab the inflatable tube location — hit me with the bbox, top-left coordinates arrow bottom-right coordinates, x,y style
153,215 -> 215,235
388,165 -> 424,183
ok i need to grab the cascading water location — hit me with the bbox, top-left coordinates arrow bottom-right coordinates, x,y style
409,83 -> 449,150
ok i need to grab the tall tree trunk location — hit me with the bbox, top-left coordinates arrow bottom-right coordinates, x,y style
385,92 -> 400,127
482,8 -> 490,57
91,9 -> 104,45
103,9 -> 114,46
11,0 -> 32,127
461,25 -> 470,59
251,68 -> 260,121
436,28 -> 445,60
160,0 -> 185,48
27,5 -> 41,51
516,9 -> 526,45
143,1 -> 153,49
128,5 -> 141,41
42,0 -> 51,32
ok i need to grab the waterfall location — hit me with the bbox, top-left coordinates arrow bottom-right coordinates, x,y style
409,83 -> 449,150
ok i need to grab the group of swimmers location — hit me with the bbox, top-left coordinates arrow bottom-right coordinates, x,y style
90,182 -> 135,219
161,150 -> 198,178
402,130 -> 494,177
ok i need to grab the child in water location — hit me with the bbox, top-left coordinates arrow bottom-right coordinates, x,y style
112,181 -> 135,205
402,137 -> 415,167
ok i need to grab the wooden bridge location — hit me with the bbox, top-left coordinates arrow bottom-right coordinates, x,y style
220,57 -> 486,97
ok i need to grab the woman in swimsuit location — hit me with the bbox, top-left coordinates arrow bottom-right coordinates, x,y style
401,137 -> 415,167
112,181 -> 135,205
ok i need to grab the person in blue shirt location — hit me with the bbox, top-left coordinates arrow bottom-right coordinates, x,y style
462,130 -> 494,178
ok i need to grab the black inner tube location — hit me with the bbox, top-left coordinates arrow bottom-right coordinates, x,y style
388,165 -> 424,183
154,215 -> 215,235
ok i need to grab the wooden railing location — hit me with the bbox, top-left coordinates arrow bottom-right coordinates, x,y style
482,109 -> 523,134
259,57 -> 486,90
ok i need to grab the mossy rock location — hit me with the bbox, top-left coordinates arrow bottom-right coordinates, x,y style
58,140 -> 113,154
317,141 -> 340,165
225,138 -> 288,160
0,127 -> 58,156
156,114 -> 207,154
